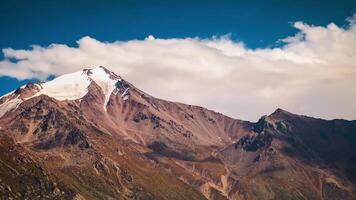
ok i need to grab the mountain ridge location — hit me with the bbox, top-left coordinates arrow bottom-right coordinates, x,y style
0,66 -> 355,200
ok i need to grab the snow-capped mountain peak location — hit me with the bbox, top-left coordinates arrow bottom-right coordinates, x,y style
0,66 -> 129,116
33,66 -> 122,104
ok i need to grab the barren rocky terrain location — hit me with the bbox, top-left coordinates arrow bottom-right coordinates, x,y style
0,67 -> 355,200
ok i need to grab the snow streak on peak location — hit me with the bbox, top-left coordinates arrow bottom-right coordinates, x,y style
89,67 -> 118,111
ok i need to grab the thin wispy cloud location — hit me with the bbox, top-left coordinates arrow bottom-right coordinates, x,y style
1,16 -> 356,121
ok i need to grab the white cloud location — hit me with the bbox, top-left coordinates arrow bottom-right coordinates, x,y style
1,17 -> 356,121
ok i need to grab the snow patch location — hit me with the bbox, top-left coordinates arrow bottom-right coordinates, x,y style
0,97 -> 23,118
32,71 -> 91,100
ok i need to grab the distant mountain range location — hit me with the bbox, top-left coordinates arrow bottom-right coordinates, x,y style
0,66 -> 355,200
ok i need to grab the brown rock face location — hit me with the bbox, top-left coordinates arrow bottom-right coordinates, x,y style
0,67 -> 355,200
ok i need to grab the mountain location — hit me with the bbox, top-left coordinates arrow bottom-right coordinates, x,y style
0,66 -> 355,200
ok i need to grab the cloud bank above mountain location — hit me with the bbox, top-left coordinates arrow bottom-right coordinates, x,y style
1,16 -> 356,121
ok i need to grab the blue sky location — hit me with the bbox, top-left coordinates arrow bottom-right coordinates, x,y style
1,0 -> 355,50
1,0 -> 356,120
1,0 -> 355,95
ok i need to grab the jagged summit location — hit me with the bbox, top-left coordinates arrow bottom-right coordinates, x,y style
268,107 -> 294,118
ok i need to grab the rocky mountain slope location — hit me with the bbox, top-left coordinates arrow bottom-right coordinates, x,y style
0,66 -> 355,200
